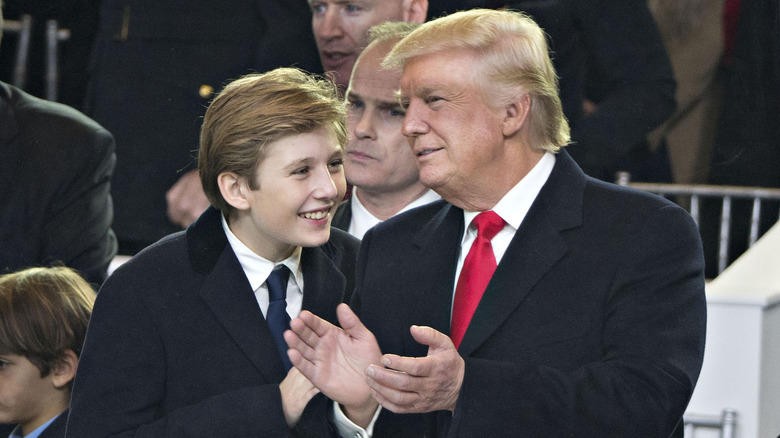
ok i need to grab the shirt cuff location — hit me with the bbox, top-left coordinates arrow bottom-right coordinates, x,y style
332,401 -> 382,438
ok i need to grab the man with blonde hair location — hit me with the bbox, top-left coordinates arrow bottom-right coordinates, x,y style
287,9 -> 706,437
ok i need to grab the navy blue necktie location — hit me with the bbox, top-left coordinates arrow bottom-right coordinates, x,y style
265,265 -> 292,371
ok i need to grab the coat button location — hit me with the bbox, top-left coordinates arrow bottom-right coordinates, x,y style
199,84 -> 214,99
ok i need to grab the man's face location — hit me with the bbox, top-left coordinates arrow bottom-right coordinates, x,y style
344,41 -> 421,196
400,50 -> 508,206
228,128 -> 347,262
309,0 -> 409,89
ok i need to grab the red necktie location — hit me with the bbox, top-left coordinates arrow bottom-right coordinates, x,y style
451,211 -> 505,348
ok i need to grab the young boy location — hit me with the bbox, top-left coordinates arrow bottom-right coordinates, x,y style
0,267 -> 95,438
66,68 -> 360,437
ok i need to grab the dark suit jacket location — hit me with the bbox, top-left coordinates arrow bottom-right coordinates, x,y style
331,199 -> 352,233
351,151 -> 706,437
0,81 -> 117,285
66,207 -> 359,437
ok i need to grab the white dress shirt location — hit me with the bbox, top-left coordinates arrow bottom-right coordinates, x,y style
335,152 -> 556,438
348,189 -> 442,239
221,215 -> 304,318
454,151 -> 556,302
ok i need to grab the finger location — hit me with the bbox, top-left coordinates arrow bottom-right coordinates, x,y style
366,370 -> 420,413
366,364 -> 417,392
370,386 -> 416,414
380,354 -> 430,377
288,348 -> 318,381
336,303 -> 373,342
286,320 -> 321,352
409,325 -> 453,351
298,310 -> 337,338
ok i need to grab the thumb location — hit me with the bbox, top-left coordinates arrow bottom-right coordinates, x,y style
336,303 -> 371,341
409,325 -> 453,351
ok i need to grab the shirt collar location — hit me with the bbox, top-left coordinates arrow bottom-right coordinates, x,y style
462,151 -> 556,239
221,215 -> 303,293
349,189 -> 441,239
10,412 -> 61,438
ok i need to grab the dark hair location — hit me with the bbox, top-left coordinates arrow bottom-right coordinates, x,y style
0,266 -> 95,377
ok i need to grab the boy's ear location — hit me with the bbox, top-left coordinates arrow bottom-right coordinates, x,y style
50,350 -> 78,389
217,172 -> 251,211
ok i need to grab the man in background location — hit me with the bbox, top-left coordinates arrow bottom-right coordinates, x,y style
332,21 -> 439,239
0,0 -> 117,286
308,0 -> 427,90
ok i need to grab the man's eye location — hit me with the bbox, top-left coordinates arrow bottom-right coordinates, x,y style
293,167 -> 310,175
310,4 -> 326,14
345,4 -> 362,13
389,108 -> 406,117
348,100 -> 365,110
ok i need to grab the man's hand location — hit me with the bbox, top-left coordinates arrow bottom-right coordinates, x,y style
166,170 -> 210,228
279,367 -> 320,428
285,304 -> 382,428
365,325 -> 464,413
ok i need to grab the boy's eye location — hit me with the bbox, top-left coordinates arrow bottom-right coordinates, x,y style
329,158 -> 344,168
344,4 -> 362,13
292,167 -> 310,176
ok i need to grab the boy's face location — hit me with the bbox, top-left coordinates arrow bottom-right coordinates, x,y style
0,354 -> 61,433
229,128 -> 347,261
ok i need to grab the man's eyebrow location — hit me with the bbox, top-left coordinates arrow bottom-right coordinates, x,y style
375,99 -> 405,110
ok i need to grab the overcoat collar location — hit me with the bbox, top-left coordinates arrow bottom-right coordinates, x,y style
187,207 -> 346,382
411,151 -> 586,356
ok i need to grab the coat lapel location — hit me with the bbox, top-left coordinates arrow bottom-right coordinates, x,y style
191,208 -> 287,382
300,245 -> 346,325
458,151 -> 586,355
408,203 -> 465,336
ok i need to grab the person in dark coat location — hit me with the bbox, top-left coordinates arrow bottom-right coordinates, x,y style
66,68 -> 360,437
286,10 -> 705,437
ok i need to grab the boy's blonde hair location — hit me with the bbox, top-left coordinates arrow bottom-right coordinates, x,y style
199,68 -> 347,219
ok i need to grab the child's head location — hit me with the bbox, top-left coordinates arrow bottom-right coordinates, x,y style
199,67 -> 348,221
0,266 -> 95,432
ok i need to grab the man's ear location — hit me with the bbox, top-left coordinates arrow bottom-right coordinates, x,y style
403,0 -> 428,23
502,94 -> 531,138
217,172 -> 251,211
50,350 -> 78,389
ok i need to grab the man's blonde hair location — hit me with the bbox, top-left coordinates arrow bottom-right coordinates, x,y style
384,9 -> 570,152
199,68 -> 347,218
